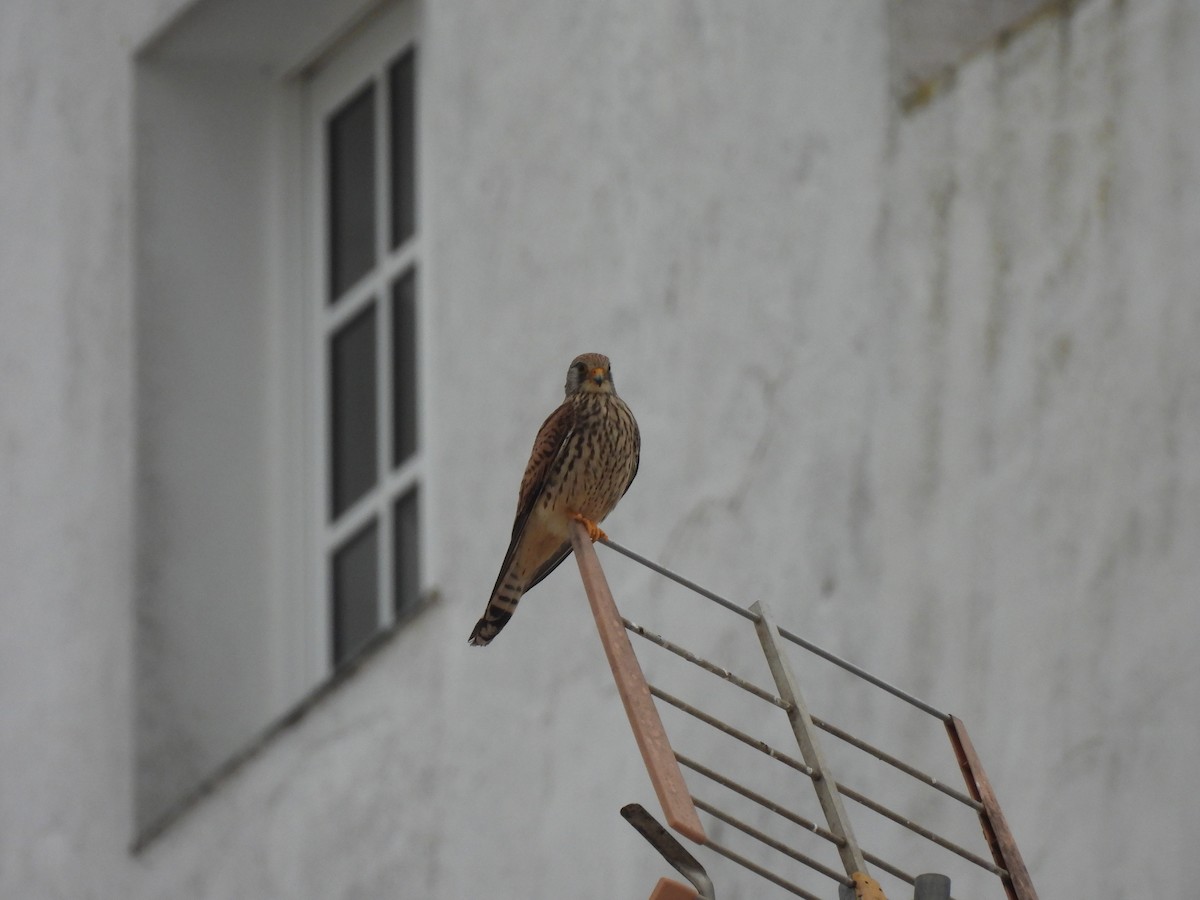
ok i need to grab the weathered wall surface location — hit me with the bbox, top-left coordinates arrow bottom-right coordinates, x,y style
0,0 -> 140,894
1,0 -> 1196,897
878,3 -> 1200,893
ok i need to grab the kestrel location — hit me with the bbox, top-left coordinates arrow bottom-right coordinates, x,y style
468,353 -> 640,646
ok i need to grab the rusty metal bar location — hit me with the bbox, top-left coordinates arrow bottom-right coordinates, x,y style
691,795 -> 852,888
600,537 -> 949,720
570,521 -> 705,844
649,878 -> 699,900
752,601 -> 868,878
647,685 -> 816,778
811,716 -> 983,812
624,618 -> 788,708
701,837 -> 825,900
946,716 -> 1039,900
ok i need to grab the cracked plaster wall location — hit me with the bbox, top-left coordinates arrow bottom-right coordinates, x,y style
1,0 -> 1197,897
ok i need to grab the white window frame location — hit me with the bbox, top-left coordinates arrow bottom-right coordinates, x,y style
301,2 -> 428,678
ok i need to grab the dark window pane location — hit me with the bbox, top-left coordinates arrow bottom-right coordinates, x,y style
328,82 -> 376,301
330,303 -> 377,518
332,520 -> 379,665
389,48 -> 417,249
394,487 -> 420,618
392,268 -> 418,467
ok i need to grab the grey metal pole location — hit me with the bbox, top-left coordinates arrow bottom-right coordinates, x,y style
913,873 -> 951,900
752,600 -> 869,878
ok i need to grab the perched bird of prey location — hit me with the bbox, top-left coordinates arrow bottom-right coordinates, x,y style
469,353 -> 640,646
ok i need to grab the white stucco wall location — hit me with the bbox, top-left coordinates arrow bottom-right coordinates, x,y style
1,0 -> 1197,898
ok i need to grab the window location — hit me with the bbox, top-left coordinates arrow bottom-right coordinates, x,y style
306,32 -> 423,667
133,0 -> 427,839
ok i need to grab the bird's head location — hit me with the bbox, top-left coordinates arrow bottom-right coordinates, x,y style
565,352 -> 616,396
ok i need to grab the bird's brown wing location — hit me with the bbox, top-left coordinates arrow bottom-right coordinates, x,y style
621,409 -> 641,499
487,399 -> 577,599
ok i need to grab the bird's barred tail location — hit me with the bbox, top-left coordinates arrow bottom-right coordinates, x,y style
468,585 -> 523,646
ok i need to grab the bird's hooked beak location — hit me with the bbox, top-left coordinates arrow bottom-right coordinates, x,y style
590,367 -> 606,386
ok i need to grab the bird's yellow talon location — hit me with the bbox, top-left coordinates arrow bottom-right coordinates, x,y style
571,512 -> 608,543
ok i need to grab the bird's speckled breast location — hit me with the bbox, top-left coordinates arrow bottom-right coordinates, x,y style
537,392 -> 639,535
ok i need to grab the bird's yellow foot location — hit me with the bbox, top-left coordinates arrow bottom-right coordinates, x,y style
570,512 -> 608,543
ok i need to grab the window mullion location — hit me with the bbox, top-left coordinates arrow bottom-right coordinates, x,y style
309,9 -> 421,670
377,284 -> 395,631
321,275 -> 378,333
383,456 -> 421,498
375,67 -> 395,632
309,79 -> 332,680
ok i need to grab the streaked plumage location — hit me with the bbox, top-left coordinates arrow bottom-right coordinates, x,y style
469,353 -> 640,646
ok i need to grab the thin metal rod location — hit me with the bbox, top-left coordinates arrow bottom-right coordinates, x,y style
570,522 -> 705,843
837,783 -> 1007,876
752,601 -> 867,877
648,685 -> 816,777
946,716 -> 1039,900
701,837 -> 825,900
861,853 -> 919,892
675,754 -> 933,894
772,629 -> 947,721
812,716 -> 983,812
624,618 -> 788,709
599,537 -> 949,721
675,754 -> 840,844
692,796 -> 851,888
600,537 -> 759,623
